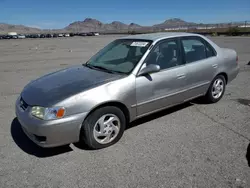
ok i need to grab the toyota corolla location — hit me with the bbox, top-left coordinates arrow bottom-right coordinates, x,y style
15,32 -> 239,149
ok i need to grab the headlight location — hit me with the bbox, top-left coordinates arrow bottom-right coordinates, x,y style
31,106 -> 65,120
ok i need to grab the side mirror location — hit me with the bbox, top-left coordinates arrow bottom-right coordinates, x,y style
138,64 -> 160,76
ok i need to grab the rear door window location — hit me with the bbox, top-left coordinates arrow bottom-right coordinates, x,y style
205,42 -> 216,58
181,37 -> 207,63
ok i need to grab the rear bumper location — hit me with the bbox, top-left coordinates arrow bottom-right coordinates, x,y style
227,64 -> 240,83
15,96 -> 88,148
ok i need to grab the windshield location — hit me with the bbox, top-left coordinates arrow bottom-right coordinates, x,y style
85,39 -> 152,74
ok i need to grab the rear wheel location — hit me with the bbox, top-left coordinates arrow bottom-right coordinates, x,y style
80,106 -> 126,149
204,75 -> 226,103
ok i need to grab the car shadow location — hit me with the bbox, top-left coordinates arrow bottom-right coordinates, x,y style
234,98 -> 250,107
246,143 -> 250,167
127,102 -> 193,130
10,118 -> 73,158
189,97 -> 210,105
73,142 -> 93,150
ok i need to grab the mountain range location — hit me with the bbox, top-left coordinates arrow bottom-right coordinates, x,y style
65,18 -> 199,32
0,23 -> 41,34
65,18 -> 143,32
0,18 -> 238,34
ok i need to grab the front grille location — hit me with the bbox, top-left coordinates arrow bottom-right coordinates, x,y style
20,97 -> 29,110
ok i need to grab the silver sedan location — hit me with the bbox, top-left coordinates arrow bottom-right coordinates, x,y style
15,32 -> 239,149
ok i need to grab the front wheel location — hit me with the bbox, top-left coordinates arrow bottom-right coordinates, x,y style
204,75 -> 226,103
80,106 -> 126,149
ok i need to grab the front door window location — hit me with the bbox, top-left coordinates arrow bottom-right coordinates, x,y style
144,39 -> 184,70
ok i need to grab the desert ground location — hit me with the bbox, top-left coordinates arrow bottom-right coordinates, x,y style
0,35 -> 250,188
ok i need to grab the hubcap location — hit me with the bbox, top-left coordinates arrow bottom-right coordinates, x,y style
93,114 -> 121,144
212,78 -> 224,99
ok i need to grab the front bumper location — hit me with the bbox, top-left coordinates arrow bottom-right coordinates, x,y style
15,96 -> 88,148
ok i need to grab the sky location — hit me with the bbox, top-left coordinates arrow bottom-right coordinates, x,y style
0,0 -> 249,29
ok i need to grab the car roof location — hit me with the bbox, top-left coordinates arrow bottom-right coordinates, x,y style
121,32 -> 201,42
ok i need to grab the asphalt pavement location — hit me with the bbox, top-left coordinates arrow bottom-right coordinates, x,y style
0,36 -> 250,188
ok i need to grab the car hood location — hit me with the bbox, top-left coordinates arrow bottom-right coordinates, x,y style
21,65 -> 124,106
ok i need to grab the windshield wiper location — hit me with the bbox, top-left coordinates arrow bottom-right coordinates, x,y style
83,63 -> 94,69
84,64 -> 127,75
86,64 -> 115,74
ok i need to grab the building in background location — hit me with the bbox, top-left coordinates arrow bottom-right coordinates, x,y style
7,32 -> 17,36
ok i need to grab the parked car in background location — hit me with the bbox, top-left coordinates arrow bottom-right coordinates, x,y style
64,33 -> 70,37
24,34 -> 30,38
3,35 -> 12,39
53,33 -> 59,38
29,34 -> 40,38
11,35 -> 18,39
46,34 -> 53,38
58,34 -> 64,37
87,32 -> 95,36
79,33 -> 87,36
17,34 -> 26,39
40,34 -> 46,38
15,32 -> 239,149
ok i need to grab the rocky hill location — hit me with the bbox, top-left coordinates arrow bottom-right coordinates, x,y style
153,18 -> 196,29
0,23 -> 41,34
64,18 -> 143,32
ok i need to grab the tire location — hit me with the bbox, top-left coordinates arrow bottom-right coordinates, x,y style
80,106 -> 126,149
204,75 -> 226,103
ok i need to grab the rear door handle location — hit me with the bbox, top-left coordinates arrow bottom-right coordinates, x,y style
212,64 -> 218,68
177,74 -> 186,79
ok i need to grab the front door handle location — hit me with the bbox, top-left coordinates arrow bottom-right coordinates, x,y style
212,64 -> 218,68
177,74 -> 186,79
